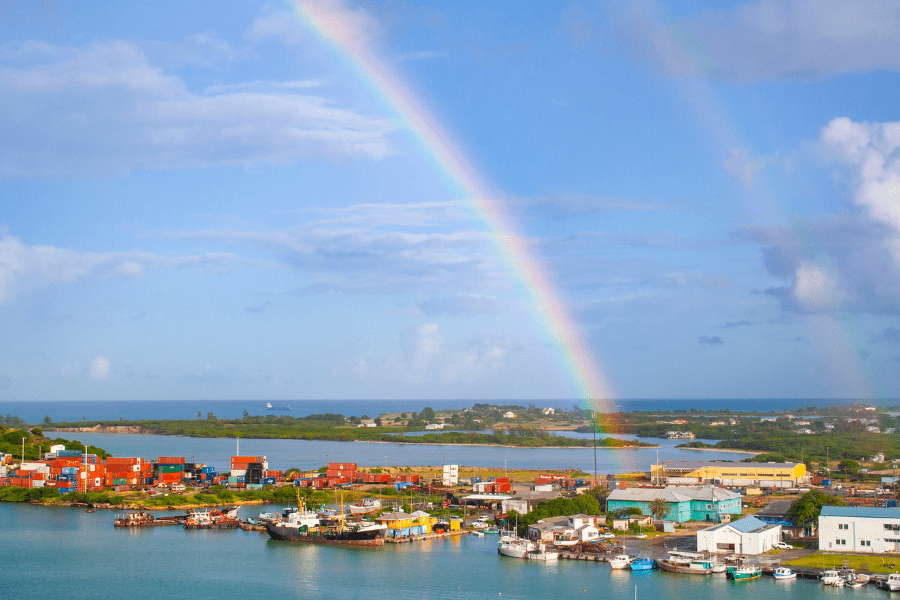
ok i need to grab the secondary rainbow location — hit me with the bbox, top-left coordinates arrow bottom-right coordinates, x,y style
290,1 -> 615,410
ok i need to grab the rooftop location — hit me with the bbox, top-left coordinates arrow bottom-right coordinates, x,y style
820,506 -> 900,520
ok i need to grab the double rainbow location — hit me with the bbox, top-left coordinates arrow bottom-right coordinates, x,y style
290,1 -> 615,412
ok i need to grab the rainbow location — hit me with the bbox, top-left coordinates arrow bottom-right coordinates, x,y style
289,1 -> 615,411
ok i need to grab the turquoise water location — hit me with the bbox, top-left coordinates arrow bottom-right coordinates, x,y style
1,502 -> 883,600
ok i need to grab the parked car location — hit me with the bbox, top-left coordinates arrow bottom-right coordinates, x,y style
773,541 -> 792,549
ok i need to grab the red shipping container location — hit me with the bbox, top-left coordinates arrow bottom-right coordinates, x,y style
158,457 -> 185,465
106,457 -> 142,467
328,462 -> 357,471
264,470 -> 283,478
231,456 -> 261,465
326,469 -> 355,478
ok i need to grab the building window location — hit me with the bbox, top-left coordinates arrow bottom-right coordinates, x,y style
838,523 -> 849,530
860,540 -> 871,547
885,524 -> 900,532
706,504 -> 712,509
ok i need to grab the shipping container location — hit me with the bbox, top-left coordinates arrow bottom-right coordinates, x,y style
158,465 -> 184,473
327,462 -> 357,471
157,457 -> 185,465
262,477 -> 276,485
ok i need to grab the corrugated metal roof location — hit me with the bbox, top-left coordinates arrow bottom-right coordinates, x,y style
704,516 -> 773,533
820,506 -> 900,519
661,460 -> 800,470
668,486 -> 741,501
608,488 -> 691,503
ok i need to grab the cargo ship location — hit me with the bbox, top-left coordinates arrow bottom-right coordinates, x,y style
265,500 -> 387,546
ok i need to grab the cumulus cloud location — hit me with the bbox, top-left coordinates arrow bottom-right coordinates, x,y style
699,335 -> 724,345
0,231 -> 242,304
0,39 -> 397,176
819,117 -> 900,235
739,116 -> 900,316
89,355 -> 111,380
615,0 -> 900,81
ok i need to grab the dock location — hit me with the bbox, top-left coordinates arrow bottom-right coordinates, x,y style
385,530 -> 469,543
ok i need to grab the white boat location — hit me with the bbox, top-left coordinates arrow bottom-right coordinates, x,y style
882,573 -> 900,591
498,538 -> 536,559
822,569 -> 844,586
609,554 -> 633,569
525,543 -> 559,561
773,567 -> 796,580
348,498 -> 382,515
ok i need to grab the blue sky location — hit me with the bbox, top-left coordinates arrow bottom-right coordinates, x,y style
1,0 -> 899,402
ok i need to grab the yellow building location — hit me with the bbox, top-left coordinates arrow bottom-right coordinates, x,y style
650,461 -> 806,488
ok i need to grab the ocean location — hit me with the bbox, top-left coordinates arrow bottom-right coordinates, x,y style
1,397 -> 889,425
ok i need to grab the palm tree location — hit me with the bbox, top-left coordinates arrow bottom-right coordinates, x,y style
649,498 -> 669,521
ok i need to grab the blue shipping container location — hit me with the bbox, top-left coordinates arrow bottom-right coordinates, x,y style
57,450 -> 83,457
262,478 -> 276,485
471,476 -> 481,483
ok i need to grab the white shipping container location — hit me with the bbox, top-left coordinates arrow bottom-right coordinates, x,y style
231,469 -> 247,477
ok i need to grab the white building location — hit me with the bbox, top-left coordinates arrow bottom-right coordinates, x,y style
696,516 -> 782,554
503,411 -> 516,419
818,506 -> 900,553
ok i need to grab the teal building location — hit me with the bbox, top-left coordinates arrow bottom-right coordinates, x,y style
607,486 -> 742,523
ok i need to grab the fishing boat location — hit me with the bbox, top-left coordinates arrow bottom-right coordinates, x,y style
726,565 -> 762,581
524,542 -> 559,561
184,506 -> 241,530
348,497 -> 382,515
498,538 -> 536,559
879,573 -> 900,591
629,557 -> 657,571
772,567 -> 796,580
822,569 -> 844,586
266,494 -> 387,546
657,551 -> 714,575
843,572 -> 867,588
609,554 -> 633,569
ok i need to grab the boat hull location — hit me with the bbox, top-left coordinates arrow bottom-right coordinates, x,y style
266,523 -> 386,546
657,560 -> 712,575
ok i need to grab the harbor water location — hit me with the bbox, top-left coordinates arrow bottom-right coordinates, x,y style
2,501 -> 884,600
60,431 -> 751,473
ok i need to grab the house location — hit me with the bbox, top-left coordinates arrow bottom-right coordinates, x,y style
607,486 -> 742,523
542,407 -> 555,415
376,511 -> 430,538
818,506 -> 900,553
424,423 -> 445,430
501,490 -> 560,515
650,460 -> 806,488
696,516 -> 781,554
527,514 -> 602,543
503,411 -> 516,419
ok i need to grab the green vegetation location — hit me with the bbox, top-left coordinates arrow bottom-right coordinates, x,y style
783,553 -> 897,574
787,490 -> 846,534
47,413 -> 653,448
506,493 -> 601,537
0,426 -> 110,462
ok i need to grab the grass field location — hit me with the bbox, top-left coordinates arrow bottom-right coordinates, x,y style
783,553 -> 900,574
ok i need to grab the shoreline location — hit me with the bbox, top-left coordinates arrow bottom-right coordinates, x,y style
679,446 -> 758,455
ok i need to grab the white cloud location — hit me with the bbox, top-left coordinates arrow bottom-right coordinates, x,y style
0,231 -> 242,304
617,0 -> 900,81
820,117 -> 900,233
89,355 -> 111,380
0,39 -> 397,177
793,262 -> 843,311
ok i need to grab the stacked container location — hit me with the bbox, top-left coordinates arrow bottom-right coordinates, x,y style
156,456 -> 185,485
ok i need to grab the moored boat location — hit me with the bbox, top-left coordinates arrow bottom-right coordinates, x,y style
879,573 -> 900,591
349,497 -> 382,515
524,543 -> 559,561
629,557 -> 657,571
822,569 -> 844,586
772,567 -> 796,580
727,565 -> 762,581
498,538 -> 536,559
609,554 -> 633,569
